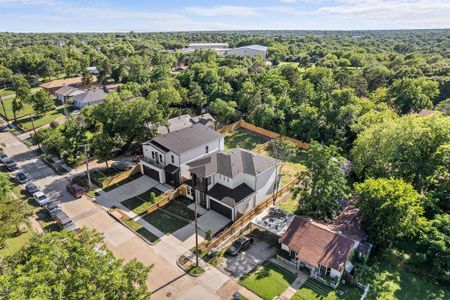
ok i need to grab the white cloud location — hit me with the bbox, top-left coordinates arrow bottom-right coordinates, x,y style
316,0 -> 450,28
186,5 -> 260,17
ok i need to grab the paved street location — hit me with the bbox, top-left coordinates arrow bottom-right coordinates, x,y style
0,129 -> 261,300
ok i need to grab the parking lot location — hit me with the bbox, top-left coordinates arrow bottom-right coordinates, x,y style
217,236 -> 277,279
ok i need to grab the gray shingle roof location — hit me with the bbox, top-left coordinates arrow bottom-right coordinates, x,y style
208,183 -> 255,207
73,89 -> 107,103
150,123 -> 223,155
188,148 -> 279,178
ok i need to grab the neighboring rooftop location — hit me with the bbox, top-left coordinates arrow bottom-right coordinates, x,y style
54,85 -> 85,97
188,42 -> 229,48
236,45 -> 268,51
156,114 -> 216,135
329,203 -> 367,241
280,216 -> 355,272
207,183 -> 255,207
149,123 -> 223,155
73,89 -> 107,104
188,148 -> 279,178
40,76 -> 97,89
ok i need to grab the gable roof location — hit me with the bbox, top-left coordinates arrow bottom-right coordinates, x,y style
73,89 -> 106,103
55,85 -> 85,97
149,123 -> 223,155
279,216 -> 355,272
188,148 -> 279,178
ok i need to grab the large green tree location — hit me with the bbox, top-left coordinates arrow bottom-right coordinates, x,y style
352,114 -> 450,188
0,229 -> 151,299
11,76 -> 31,122
292,141 -> 349,221
354,178 -> 425,247
389,77 -> 439,114
29,89 -> 54,115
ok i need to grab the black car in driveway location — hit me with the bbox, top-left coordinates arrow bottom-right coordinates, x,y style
226,236 -> 254,256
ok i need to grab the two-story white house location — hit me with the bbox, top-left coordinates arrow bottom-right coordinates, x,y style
140,124 -> 224,186
186,148 -> 281,221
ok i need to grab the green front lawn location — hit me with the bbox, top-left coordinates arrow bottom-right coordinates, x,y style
293,279 -> 362,300
0,89 -> 15,97
224,128 -> 270,151
239,263 -> 296,300
0,97 -> 35,119
121,188 -> 165,215
15,107 -> 65,131
0,87 -> 45,120
141,200 -> 196,234
121,215 -> 160,243
0,229 -> 32,258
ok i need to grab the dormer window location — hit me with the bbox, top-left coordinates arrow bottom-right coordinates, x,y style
171,155 -> 174,164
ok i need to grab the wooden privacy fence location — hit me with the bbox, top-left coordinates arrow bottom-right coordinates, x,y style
206,177 -> 300,251
101,164 -> 141,188
146,184 -> 187,214
218,120 -> 309,150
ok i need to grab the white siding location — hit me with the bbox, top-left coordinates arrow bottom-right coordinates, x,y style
281,243 -> 290,252
179,136 -> 224,164
255,165 -> 279,204
330,268 -> 342,279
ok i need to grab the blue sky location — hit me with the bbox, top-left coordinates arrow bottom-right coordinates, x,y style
0,0 -> 449,32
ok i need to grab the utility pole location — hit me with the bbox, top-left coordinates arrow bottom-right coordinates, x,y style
0,96 -> 9,126
30,114 -> 41,151
192,174 -> 200,267
80,144 -> 92,189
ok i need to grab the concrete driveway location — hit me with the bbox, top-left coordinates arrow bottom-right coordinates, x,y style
171,210 -> 231,248
95,175 -> 159,208
218,237 -> 277,279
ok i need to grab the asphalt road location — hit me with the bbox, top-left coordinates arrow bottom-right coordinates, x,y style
0,129 -> 260,300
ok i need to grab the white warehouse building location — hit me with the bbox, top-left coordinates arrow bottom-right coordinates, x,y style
225,45 -> 268,58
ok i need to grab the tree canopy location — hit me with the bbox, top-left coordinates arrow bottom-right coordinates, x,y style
0,229 -> 151,299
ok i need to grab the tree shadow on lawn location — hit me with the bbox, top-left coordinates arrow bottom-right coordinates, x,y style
365,261 -> 449,300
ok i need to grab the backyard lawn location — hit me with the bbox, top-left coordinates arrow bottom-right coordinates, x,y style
239,262 -> 296,300
121,188 -> 165,215
142,199 -> 197,234
278,196 -> 300,214
224,128 -> 270,151
292,279 -> 362,300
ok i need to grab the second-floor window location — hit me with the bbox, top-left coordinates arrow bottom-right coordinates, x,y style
205,145 -> 209,153
151,151 -> 155,159
159,154 -> 163,162
171,155 -> 174,164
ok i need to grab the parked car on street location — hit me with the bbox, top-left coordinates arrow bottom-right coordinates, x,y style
33,191 -> 51,206
111,161 -> 133,171
226,236 -> 254,256
15,171 -> 29,183
4,159 -> 17,171
25,182 -> 40,195
66,183 -> 86,198
50,208 -> 78,232
0,153 -> 9,163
